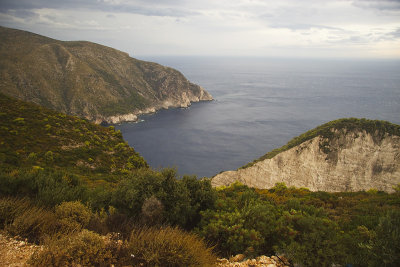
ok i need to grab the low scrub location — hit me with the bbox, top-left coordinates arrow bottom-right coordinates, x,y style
4,201 -> 58,243
55,201 -> 92,233
126,226 -> 216,267
0,197 -> 31,228
30,229 -> 120,266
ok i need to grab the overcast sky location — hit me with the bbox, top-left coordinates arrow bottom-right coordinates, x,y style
0,0 -> 399,58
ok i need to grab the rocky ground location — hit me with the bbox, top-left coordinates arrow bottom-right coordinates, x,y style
217,254 -> 291,267
0,232 -> 42,267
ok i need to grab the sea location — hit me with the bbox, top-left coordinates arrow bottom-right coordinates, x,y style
116,57 -> 400,178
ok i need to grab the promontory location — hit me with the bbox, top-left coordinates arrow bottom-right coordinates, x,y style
212,118 -> 400,192
0,26 -> 212,124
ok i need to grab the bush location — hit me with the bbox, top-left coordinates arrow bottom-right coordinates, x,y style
112,168 -> 191,227
371,209 -> 400,267
6,204 -> 58,243
0,169 -> 89,207
112,169 -> 216,229
55,201 -> 92,233
125,226 -> 216,267
30,230 -> 118,266
141,195 -> 164,225
0,197 -> 31,228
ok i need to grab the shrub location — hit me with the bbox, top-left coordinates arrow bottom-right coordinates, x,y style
0,169 -> 89,207
6,204 -> 58,243
125,226 -> 216,267
112,168 -> 192,227
55,201 -> 92,233
30,230 -> 118,266
141,195 -> 164,225
0,197 -> 31,228
371,210 -> 400,266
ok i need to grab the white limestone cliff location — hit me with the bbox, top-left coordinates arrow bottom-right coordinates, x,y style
212,129 -> 400,192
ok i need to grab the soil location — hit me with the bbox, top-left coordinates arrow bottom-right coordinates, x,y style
0,232 -> 42,267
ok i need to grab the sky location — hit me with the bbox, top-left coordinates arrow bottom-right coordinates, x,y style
0,0 -> 399,58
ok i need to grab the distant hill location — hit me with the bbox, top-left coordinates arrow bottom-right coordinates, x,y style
0,93 -> 147,183
0,26 -> 212,123
212,118 -> 400,192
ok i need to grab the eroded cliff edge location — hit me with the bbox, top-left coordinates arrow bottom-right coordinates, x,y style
0,26 -> 212,124
212,119 -> 400,192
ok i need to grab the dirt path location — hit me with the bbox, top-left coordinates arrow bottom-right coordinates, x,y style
0,232 -> 41,267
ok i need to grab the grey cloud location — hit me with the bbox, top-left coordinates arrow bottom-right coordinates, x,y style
330,28 -> 400,44
352,0 -> 400,11
269,23 -> 344,31
0,0 -> 199,18
9,9 -> 38,19
380,27 -> 400,40
328,35 -> 370,44
390,27 -> 400,37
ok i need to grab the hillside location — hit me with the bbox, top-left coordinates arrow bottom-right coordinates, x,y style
0,26 -> 212,123
212,118 -> 400,192
0,93 -> 147,184
0,96 -> 399,266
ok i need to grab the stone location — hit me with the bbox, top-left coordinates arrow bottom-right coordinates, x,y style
230,254 -> 246,262
257,255 -> 271,264
217,258 -> 230,264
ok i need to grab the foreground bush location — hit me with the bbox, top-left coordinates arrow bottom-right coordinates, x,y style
0,197 -> 58,243
55,201 -> 92,233
30,230 -> 120,266
126,226 -> 216,267
0,197 -> 31,228
30,226 -> 216,267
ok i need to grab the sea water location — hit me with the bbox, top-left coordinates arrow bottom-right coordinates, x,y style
116,57 -> 400,178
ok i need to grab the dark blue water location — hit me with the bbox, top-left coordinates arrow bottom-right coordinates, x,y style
116,57 -> 400,178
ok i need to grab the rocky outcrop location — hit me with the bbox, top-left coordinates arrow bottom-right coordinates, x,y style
213,120 -> 400,192
0,26 -> 212,124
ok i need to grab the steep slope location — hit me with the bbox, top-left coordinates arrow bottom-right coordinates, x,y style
0,26 -> 212,123
212,118 -> 400,192
0,93 -> 147,183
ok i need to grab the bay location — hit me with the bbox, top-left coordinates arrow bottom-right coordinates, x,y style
116,57 -> 400,178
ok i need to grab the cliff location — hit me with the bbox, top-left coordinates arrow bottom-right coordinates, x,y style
0,26 -> 212,123
212,118 -> 400,192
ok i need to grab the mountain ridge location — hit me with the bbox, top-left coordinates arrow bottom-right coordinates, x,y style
0,26 -> 212,123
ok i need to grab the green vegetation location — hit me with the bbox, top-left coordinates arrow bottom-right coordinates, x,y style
0,93 -> 147,184
1,93 -> 399,266
196,182 -> 400,266
241,118 -> 400,168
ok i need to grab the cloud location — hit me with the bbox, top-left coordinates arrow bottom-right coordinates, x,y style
0,0 -> 399,58
0,0 -> 199,18
352,0 -> 400,11
269,23 -> 344,32
379,27 -> 400,40
389,27 -> 400,37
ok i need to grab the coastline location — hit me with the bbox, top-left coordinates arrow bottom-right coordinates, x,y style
98,96 -> 214,125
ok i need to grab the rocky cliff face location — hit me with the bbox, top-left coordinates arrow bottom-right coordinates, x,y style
212,120 -> 400,192
0,26 -> 212,123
